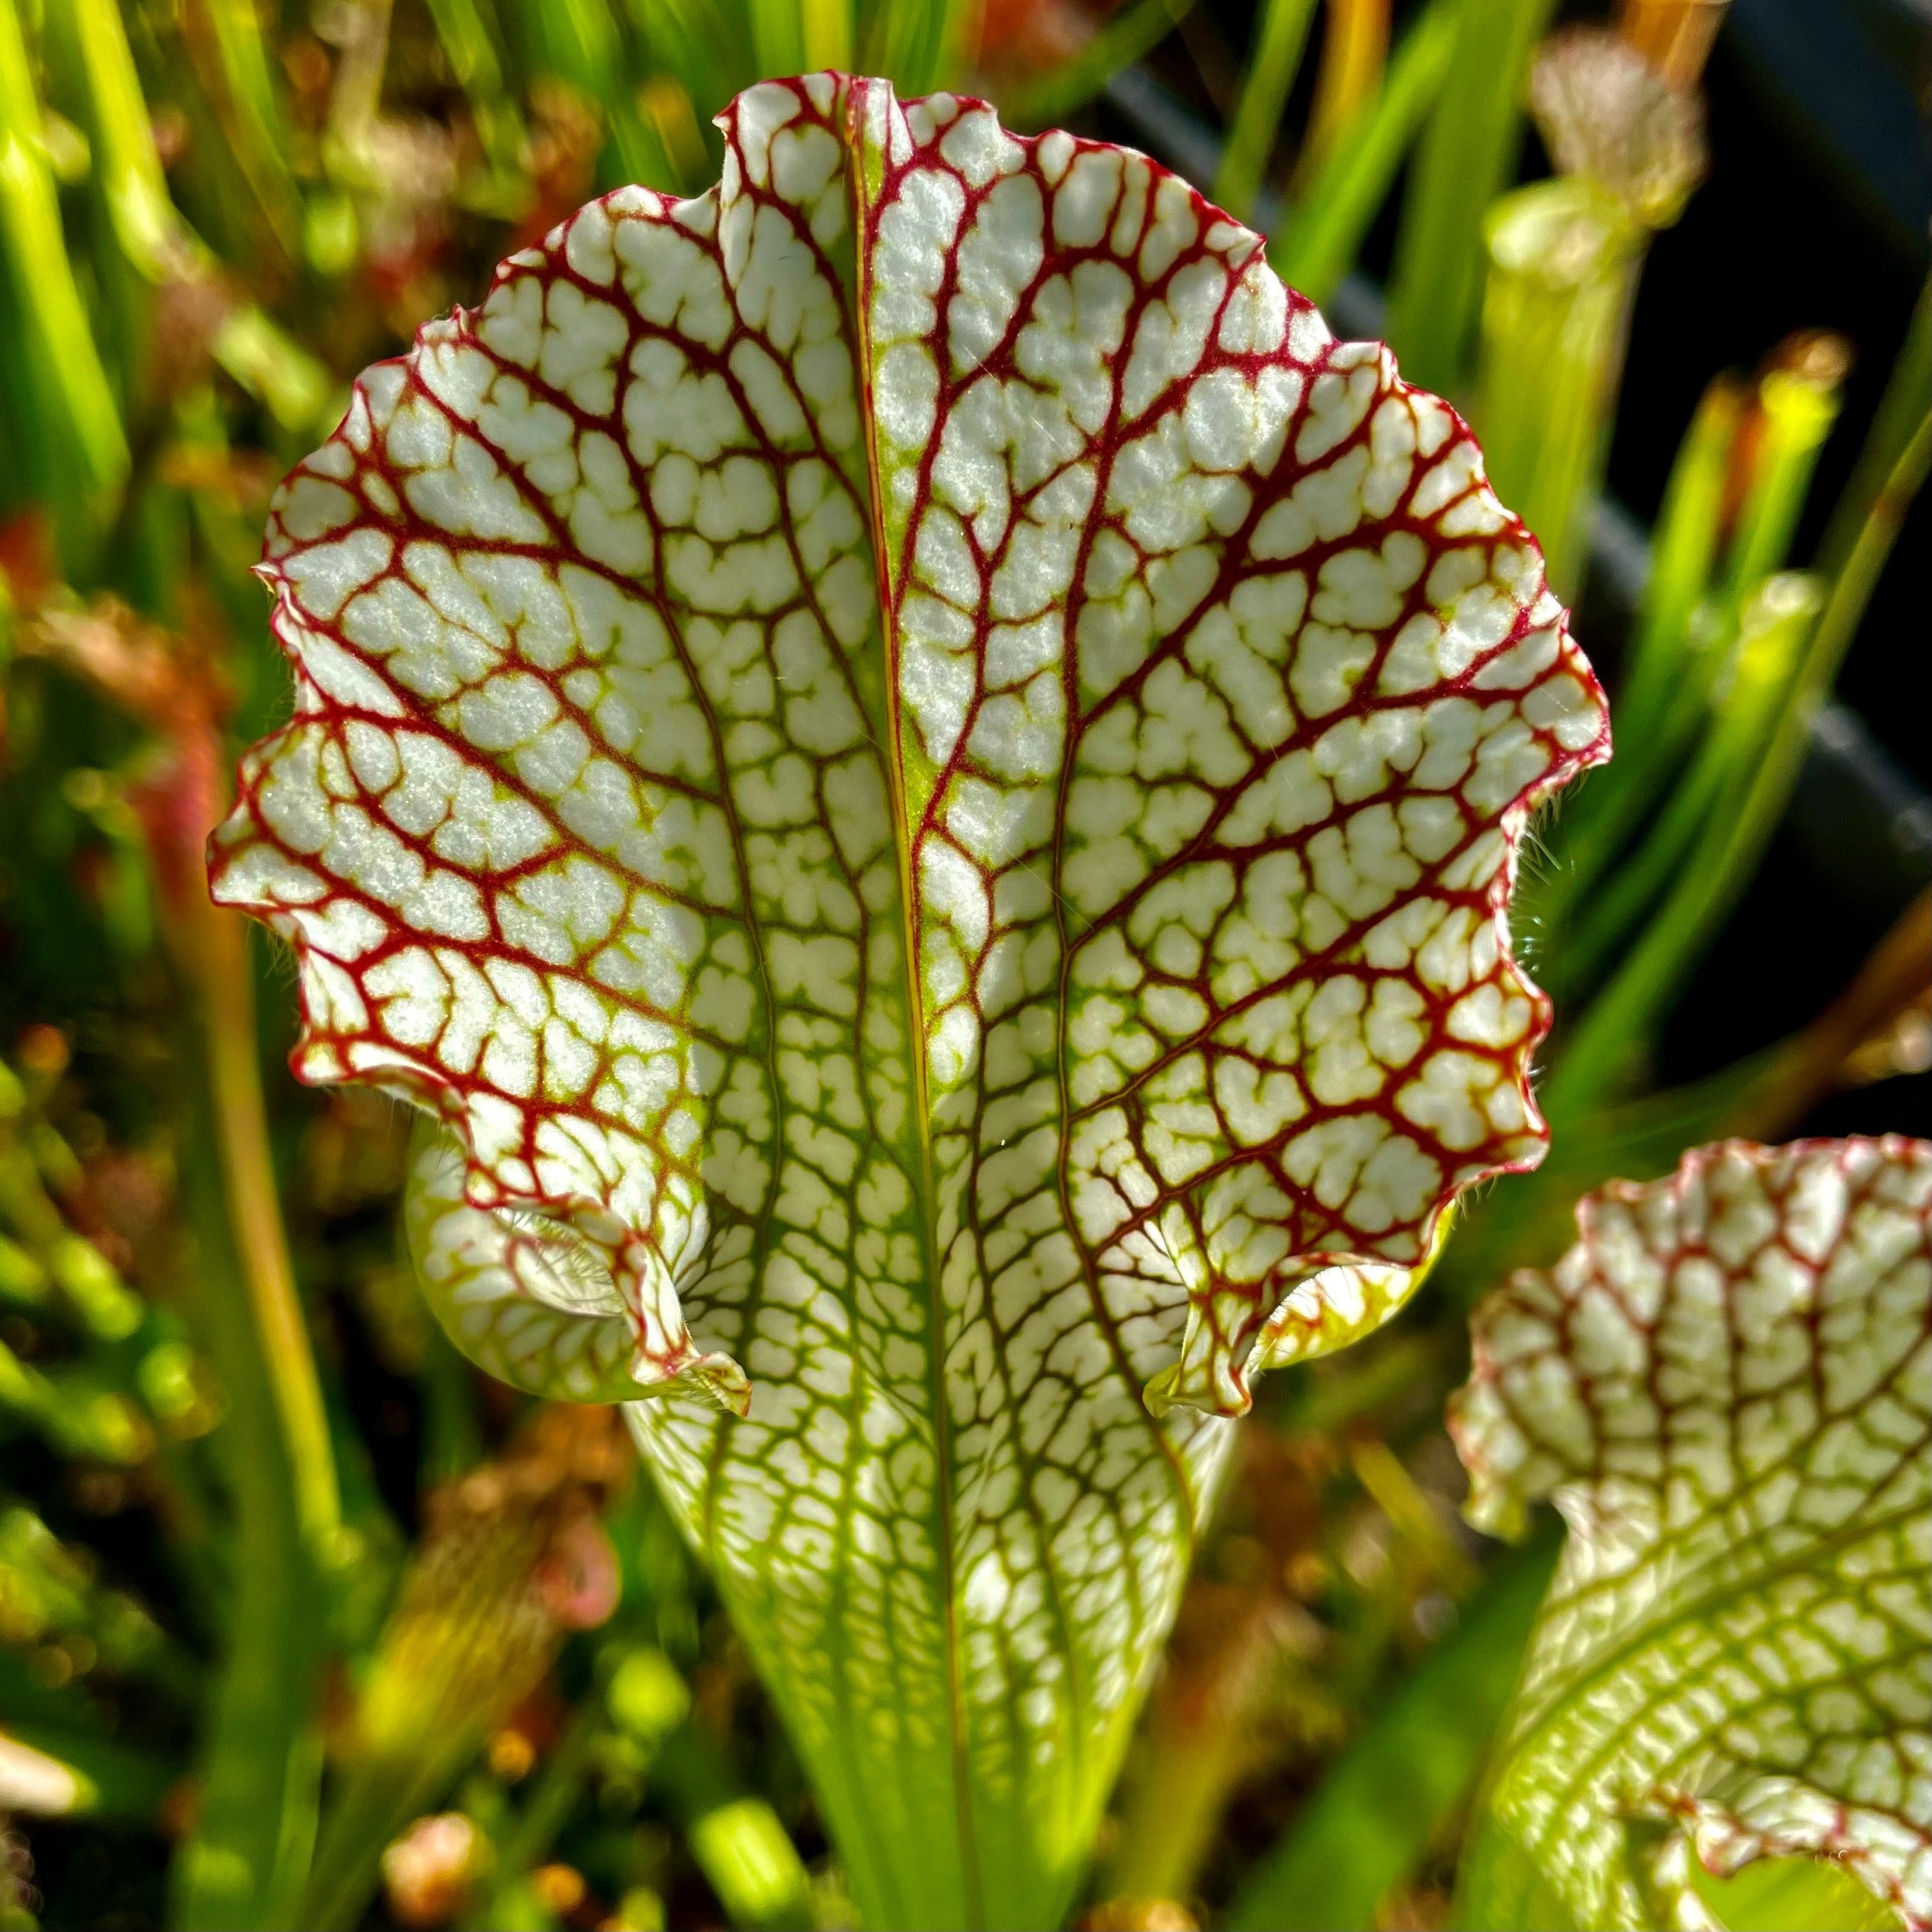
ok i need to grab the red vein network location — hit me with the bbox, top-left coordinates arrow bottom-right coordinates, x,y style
211,74 -> 1610,1924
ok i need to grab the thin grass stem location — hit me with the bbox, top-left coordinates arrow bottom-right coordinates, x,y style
1213,0 -> 1321,221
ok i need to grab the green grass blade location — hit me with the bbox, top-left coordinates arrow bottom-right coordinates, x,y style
1527,342 -> 1844,983
520,0 -> 681,190
1213,0 -> 1321,222
1295,0 -> 1392,186
640,72 -> 715,192
187,0 -> 300,255
1717,338 -> 1848,615
1225,1534 -> 1561,1932
800,0 -> 854,72
169,1091 -> 323,1931
421,0 -> 529,179
0,0 -> 128,540
626,0 -> 740,125
55,0 -> 173,269
207,309 -> 334,434
1605,374 -> 1743,754
1384,0 -> 1556,395
861,0 -> 980,94
1271,0 -> 1456,306
1542,412 -> 1932,1119
1816,272 -> 1930,586
1776,405 -> 1931,779
52,0 -> 333,433
1558,574 -> 1820,993
1000,0 -> 1199,129
747,0 -> 805,82
194,911 -> 341,1564
932,0 -> 987,94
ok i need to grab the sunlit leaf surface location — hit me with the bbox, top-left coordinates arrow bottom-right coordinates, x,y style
210,74 -> 1607,1926
1452,1137 -> 1932,1932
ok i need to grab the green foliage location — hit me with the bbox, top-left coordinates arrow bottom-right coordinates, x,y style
1385,0 -> 1556,395
1223,1529 -> 1559,1931
999,0 -> 1197,128
1215,0 -> 1322,220
1267,0 -> 1457,307
0,3 -> 1924,1930
0,0 -> 129,550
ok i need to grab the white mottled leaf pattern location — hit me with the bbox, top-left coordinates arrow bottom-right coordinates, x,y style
1452,1138 -> 1932,1932
210,74 -> 1606,1928
405,1124 -> 656,1402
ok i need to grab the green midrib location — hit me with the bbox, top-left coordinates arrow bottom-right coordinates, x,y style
846,97 -> 985,1932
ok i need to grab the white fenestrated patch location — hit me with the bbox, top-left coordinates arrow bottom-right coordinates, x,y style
1452,1137 -> 1932,1932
